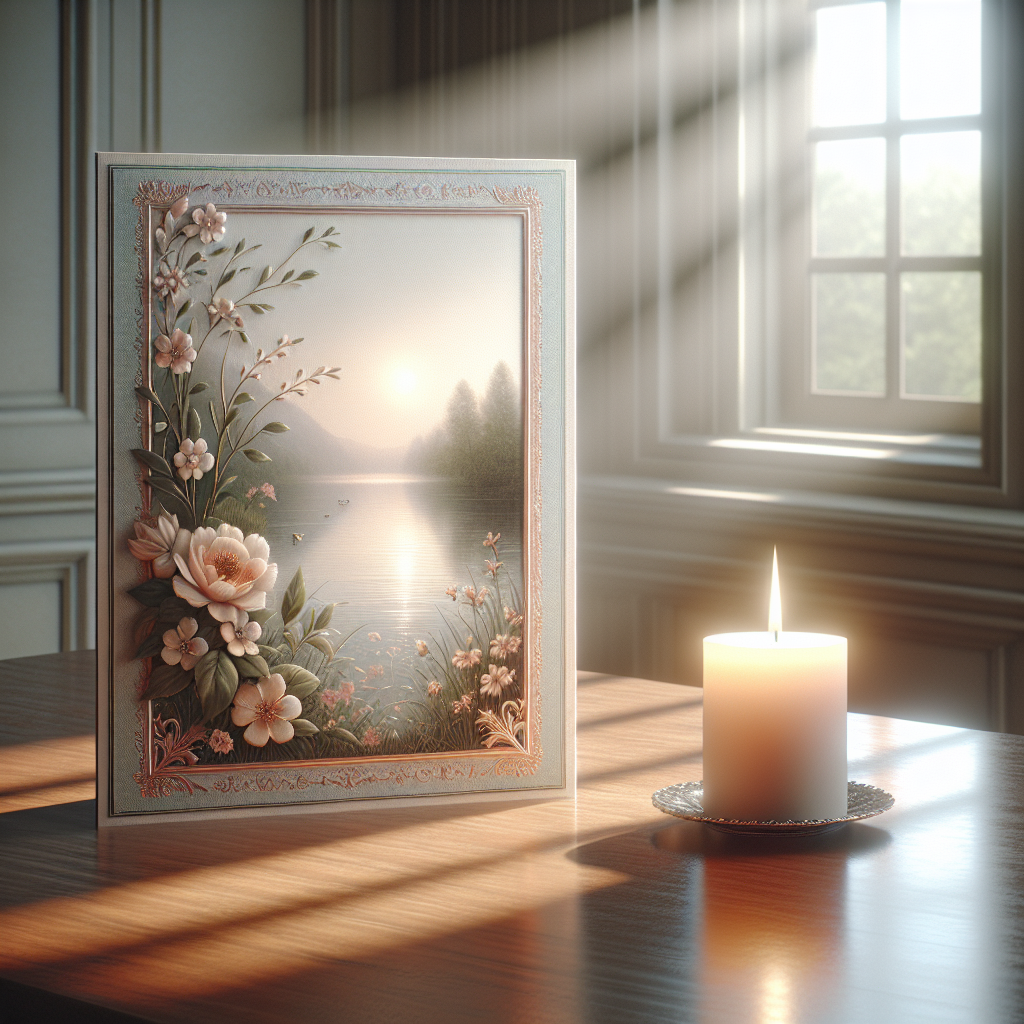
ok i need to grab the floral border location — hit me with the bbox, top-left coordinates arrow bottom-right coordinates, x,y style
125,177 -> 546,804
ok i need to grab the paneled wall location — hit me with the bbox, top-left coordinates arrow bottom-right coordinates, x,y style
0,0 -> 308,659
2,0 -> 1022,736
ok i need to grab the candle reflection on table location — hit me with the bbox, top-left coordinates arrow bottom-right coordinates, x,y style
697,845 -> 845,1024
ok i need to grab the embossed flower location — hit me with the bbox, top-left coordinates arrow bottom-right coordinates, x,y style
207,295 -> 243,329
209,729 -> 233,755
219,611 -> 262,657
153,264 -> 188,300
504,606 -> 524,629
489,634 -> 522,660
445,586 -> 458,601
480,663 -> 515,699
427,680 -> 442,697
127,512 -> 190,578
192,202 -> 227,244
231,673 -> 301,747
416,640 -> 429,657
485,559 -> 503,577
173,523 -> 278,623
173,437 -> 214,481
362,725 -> 382,748
154,328 -> 196,374
160,616 -> 209,671
452,647 -> 482,671
483,531 -> 501,554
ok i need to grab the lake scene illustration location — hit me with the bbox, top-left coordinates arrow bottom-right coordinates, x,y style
126,204 -> 529,781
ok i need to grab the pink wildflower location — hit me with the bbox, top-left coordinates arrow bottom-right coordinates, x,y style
427,680 -> 442,696
209,729 -> 233,755
362,726 -> 381,748
452,648 -> 482,671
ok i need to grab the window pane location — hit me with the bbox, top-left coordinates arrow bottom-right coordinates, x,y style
901,0 -> 981,120
814,138 -> 886,256
813,274 -> 886,394
814,4 -> 886,127
902,272 -> 981,400
901,131 -> 980,255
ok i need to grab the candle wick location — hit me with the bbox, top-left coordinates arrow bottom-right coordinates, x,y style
774,630 -> 779,643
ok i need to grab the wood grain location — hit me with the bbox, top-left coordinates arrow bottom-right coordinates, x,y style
2,655 -> 1024,1022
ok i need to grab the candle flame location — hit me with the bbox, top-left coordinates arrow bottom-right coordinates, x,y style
768,547 -> 782,636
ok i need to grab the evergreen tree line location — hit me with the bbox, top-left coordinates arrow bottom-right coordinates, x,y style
406,361 -> 523,494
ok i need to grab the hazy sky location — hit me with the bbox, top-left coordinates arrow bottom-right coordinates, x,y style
214,209 -> 524,452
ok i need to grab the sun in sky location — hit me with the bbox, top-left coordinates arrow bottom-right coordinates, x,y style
393,367 -> 418,395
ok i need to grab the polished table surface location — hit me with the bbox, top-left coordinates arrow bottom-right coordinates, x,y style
2,651 -> 1023,1023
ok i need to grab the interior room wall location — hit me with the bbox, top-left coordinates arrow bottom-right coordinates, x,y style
1,0 -> 1021,734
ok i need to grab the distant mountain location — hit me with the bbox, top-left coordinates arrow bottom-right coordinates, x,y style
235,380 -> 406,477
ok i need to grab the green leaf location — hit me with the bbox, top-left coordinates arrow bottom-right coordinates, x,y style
290,718 -> 319,737
247,609 -> 273,627
328,726 -> 360,745
246,304 -> 266,314
185,252 -> 202,269
215,475 -> 238,496
296,270 -> 318,281
193,268 -> 207,276
154,421 -> 167,433
281,269 -> 294,283
128,578 -> 174,607
243,448 -> 271,463
223,406 -> 240,430
219,268 -> 237,286
177,299 -> 192,318
256,640 -> 277,657
239,331 -> 250,345
233,653 -> 271,678
208,246 -> 228,257
135,385 -> 161,407
209,401 -> 220,432
275,662 -> 320,699
139,663 -> 193,700
260,421 -> 289,433
131,449 -> 173,476
189,381 -> 209,394
232,392 -> 254,406
302,226 -> 315,243
234,239 -> 246,256
147,474 -> 186,500
188,407 -> 201,439
157,596 -> 192,622
135,629 -> 166,660
324,241 -> 342,249
194,649 -> 239,721
281,567 -> 305,624
305,634 -> 335,659
314,603 -> 335,631
258,303 -> 275,311
258,265 -> 273,285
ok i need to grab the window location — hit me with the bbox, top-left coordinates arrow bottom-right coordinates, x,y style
776,0 -> 988,438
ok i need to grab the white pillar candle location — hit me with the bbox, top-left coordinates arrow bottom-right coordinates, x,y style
701,552 -> 848,822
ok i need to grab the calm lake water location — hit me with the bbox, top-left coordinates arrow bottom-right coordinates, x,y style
259,473 -> 523,693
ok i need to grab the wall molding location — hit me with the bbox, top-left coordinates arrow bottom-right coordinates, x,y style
0,469 -> 96,517
0,539 -> 94,650
579,473 -> 1024,731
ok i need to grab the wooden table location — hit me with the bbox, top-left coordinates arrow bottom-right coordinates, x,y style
2,652 -> 1023,1023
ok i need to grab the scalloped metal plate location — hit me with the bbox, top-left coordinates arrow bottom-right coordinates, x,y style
652,781 -> 895,835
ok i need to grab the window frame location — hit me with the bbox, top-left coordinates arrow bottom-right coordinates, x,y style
775,0 -> 989,437
634,0 -> 1023,509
